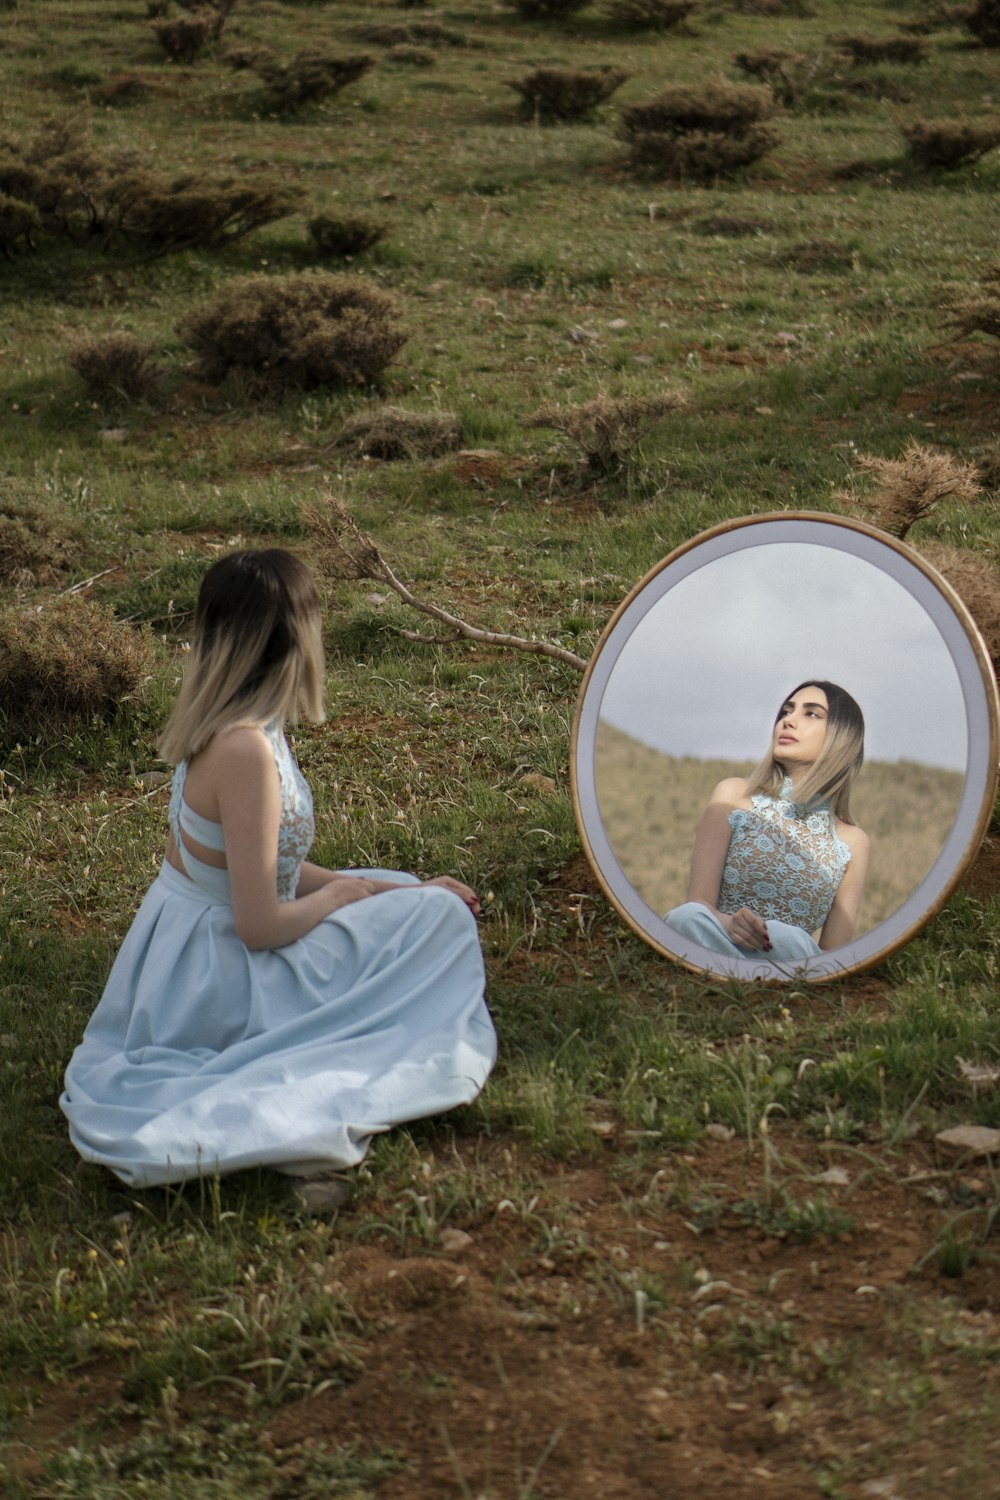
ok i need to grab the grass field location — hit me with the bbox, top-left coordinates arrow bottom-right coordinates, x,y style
1,1 -> 1000,1496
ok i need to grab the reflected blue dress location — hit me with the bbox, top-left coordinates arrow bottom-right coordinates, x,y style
666,779 -> 852,962
61,722 -> 497,1188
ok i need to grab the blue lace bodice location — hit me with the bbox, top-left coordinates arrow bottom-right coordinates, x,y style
718,779 -> 851,935
168,720 -> 315,902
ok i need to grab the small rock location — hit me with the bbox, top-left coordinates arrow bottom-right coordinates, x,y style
0,1034 -> 16,1049
773,331 -> 798,346
440,1228 -> 473,1255
111,1210 -> 133,1227
365,592 -> 390,606
567,325 -> 599,343
814,1166 -> 850,1186
705,1122 -> 735,1142
606,318 -> 628,330
589,1120 -> 615,1138
632,354 -> 654,365
935,1125 -> 1000,1159
292,1176 -> 352,1212
518,772 -> 556,795
754,405 -> 775,416
99,428 -> 129,443
136,770 -> 169,789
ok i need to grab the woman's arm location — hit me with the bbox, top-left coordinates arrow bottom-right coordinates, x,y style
684,780 -> 771,953
297,860 -> 480,917
818,825 -> 870,951
214,730 -> 377,950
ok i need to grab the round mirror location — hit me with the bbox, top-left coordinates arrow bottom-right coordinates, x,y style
571,513 -> 999,981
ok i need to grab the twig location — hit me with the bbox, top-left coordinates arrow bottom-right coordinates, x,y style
303,493 -> 588,673
61,565 -> 121,595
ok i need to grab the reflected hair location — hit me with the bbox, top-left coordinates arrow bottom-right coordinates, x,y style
157,549 -> 324,764
746,680 -> 864,821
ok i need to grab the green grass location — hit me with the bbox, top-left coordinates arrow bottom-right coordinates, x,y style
1,0 -> 1000,1494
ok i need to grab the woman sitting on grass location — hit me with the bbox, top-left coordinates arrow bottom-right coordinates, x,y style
61,548 -> 496,1193
665,681 -> 869,964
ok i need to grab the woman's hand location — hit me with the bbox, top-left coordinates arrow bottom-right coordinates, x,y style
422,875 -> 481,919
318,876 -> 379,915
722,907 -> 771,953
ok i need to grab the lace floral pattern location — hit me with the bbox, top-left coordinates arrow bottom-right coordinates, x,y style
169,720 -> 315,903
718,779 -> 851,934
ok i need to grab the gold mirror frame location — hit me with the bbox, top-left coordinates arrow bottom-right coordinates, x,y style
571,513 -> 999,981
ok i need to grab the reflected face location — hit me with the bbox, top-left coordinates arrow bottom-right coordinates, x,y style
772,685 -> 829,775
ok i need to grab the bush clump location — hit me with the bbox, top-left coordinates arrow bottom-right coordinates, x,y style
68,332 -> 161,407
602,0 -> 695,29
620,80 -> 778,180
832,34 -> 929,65
732,48 -> 820,107
334,405 -> 462,460
503,0 -> 591,19
0,191 -> 41,256
0,123 -> 300,254
525,390 -> 687,475
0,595 -> 150,741
508,67 -> 628,122
253,51 -> 374,111
150,1 -> 237,64
0,488 -> 78,585
308,213 -> 387,258
838,442 -> 982,540
964,0 -> 1000,46
945,266 -> 1000,341
901,118 -> 1000,168
178,271 -> 407,392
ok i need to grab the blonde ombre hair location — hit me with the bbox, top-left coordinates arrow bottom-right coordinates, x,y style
157,549 -> 324,765
746,680 -> 865,822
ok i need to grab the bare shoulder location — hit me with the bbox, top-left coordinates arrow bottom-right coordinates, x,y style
707,777 -> 752,811
195,723 -> 276,783
836,819 -> 869,856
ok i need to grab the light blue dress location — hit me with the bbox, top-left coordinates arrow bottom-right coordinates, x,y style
61,722 -> 497,1188
666,779 -> 852,962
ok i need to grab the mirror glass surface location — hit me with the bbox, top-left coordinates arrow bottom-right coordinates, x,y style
571,514 -> 999,980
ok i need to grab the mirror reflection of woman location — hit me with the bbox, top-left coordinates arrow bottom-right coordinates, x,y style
665,682 -> 869,963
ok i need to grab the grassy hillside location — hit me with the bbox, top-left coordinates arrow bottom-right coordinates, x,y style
1,1 -> 999,1496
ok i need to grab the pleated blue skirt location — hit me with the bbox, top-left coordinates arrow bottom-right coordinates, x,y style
61,863 -> 496,1187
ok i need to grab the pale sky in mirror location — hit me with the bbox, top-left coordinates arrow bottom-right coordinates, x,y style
599,542 -> 968,770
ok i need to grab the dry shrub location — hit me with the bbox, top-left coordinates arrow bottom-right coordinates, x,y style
840,443 -> 982,540
92,75 -> 152,108
334,405 -> 462,460
68,332 -> 161,406
0,594 -> 150,740
945,266 -> 1000,341
308,213 -> 387,258
966,0 -> 1000,45
351,20 -> 464,45
917,542 -> 1000,668
253,51 -> 374,111
104,172 -> 303,253
732,48 -> 820,107
178,271 -> 406,391
0,192 -> 41,255
388,45 -> 436,65
0,122 -> 299,254
503,0 -> 591,18
0,490 -> 77,585
901,118 -> 1000,168
149,0 -> 238,62
525,390 -> 687,475
602,0 -> 695,30
508,67 -> 628,122
832,34 -> 929,65
620,80 -> 778,181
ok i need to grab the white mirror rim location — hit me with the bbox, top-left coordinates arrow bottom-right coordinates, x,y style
571,513 -> 1000,981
